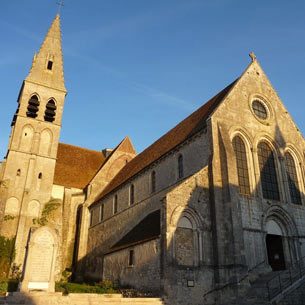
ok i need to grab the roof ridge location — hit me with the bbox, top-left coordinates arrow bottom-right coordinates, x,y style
93,78 -> 239,203
59,142 -> 103,154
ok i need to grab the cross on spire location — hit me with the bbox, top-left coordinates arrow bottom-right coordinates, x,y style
56,0 -> 64,15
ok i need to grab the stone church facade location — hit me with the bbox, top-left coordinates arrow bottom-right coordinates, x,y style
1,15 -> 305,305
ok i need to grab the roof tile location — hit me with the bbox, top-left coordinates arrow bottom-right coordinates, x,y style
95,79 -> 237,202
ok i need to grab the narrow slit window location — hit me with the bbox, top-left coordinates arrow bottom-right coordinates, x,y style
128,249 -> 134,266
113,195 -> 118,214
130,184 -> 135,205
38,173 -> 42,179
47,60 -> 53,70
99,204 -> 104,222
151,171 -> 156,193
90,211 -> 93,227
178,154 -> 184,179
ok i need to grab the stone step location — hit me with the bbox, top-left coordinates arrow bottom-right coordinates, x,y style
3,293 -> 164,305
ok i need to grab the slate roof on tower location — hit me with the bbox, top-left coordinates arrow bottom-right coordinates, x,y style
93,78 -> 238,204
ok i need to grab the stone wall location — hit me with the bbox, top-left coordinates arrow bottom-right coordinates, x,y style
164,166 -> 215,305
103,239 -> 161,292
212,60 -> 305,278
85,131 -> 210,281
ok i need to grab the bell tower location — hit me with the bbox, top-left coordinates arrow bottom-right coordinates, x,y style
0,15 -> 67,266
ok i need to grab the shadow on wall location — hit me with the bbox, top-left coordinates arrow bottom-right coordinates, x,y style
70,122 -> 305,305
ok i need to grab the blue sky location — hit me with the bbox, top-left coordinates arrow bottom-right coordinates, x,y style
0,0 -> 305,157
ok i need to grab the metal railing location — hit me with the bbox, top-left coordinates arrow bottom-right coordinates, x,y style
267,256 -> 305,301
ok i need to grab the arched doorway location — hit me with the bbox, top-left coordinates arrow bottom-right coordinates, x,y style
266,220 -> 286,271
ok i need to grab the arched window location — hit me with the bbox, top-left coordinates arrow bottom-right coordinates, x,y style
44,99 -> 56,122
19,125 -> 34,152
129,184 -> 135,205
175,216 -> 197,266
285,152 -> 302,205
38,173 -> 42,179
39,129 -> 52,156
26,95 -> 39,118
232,136 -> 250,195
178,154 -> 184,179
151,171 -> 156,193
257,142 -> 280,201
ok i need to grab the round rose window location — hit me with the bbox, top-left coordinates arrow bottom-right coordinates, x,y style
252,100 -> 268,120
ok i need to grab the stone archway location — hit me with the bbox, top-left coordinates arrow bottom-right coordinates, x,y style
264,206 -> 299,271
266,219 -> 286,270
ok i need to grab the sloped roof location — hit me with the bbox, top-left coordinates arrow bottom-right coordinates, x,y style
26,15 -> 66,92
54,143 -> 106,189
86,136 -> 136,187
109,210 -> 160,252
95,79 -> 237,202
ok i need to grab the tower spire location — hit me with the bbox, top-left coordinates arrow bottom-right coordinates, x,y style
26,15 -> 66,92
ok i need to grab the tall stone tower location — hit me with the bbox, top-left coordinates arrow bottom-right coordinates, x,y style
0,15 -> 67,267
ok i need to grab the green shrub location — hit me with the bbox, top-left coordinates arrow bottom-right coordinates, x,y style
55,281 -> 118,295
0,279 -> 19,295
33,199 -> 61,226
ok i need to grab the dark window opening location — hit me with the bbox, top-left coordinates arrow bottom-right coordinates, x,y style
128,249 -> 134,266
26,95 -> 39,118
258,142 -> 280,201
17,169 -> 21,176
38,173 -> 42,179
130,184 -> 135,205
47,60 -> 53,70
151,171 -> 156,193
252,100 -> 268,120
90,211 -> 93,227
285,153 -> 302,205
113,195 -> 118,214
99,204 -> 104,222
266,234 -> 286,271
232,136 -> 251,195
44,99 -> 56,122
178,154 -> 184,179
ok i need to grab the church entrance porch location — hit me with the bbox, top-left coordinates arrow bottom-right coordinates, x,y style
266,234 -> 286,271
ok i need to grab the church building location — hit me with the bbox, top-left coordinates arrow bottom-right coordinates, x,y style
1,14 -> 305,305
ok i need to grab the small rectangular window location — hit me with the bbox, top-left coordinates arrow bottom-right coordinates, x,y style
128,249 -> 134,266
89,210 -> 93,227
99,204 -> 104,222
129,184 -> 135,205
178,154 -> 184,179
113,195 -> 118,215
151,171 -> 156,193
47,60 -> 53,70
